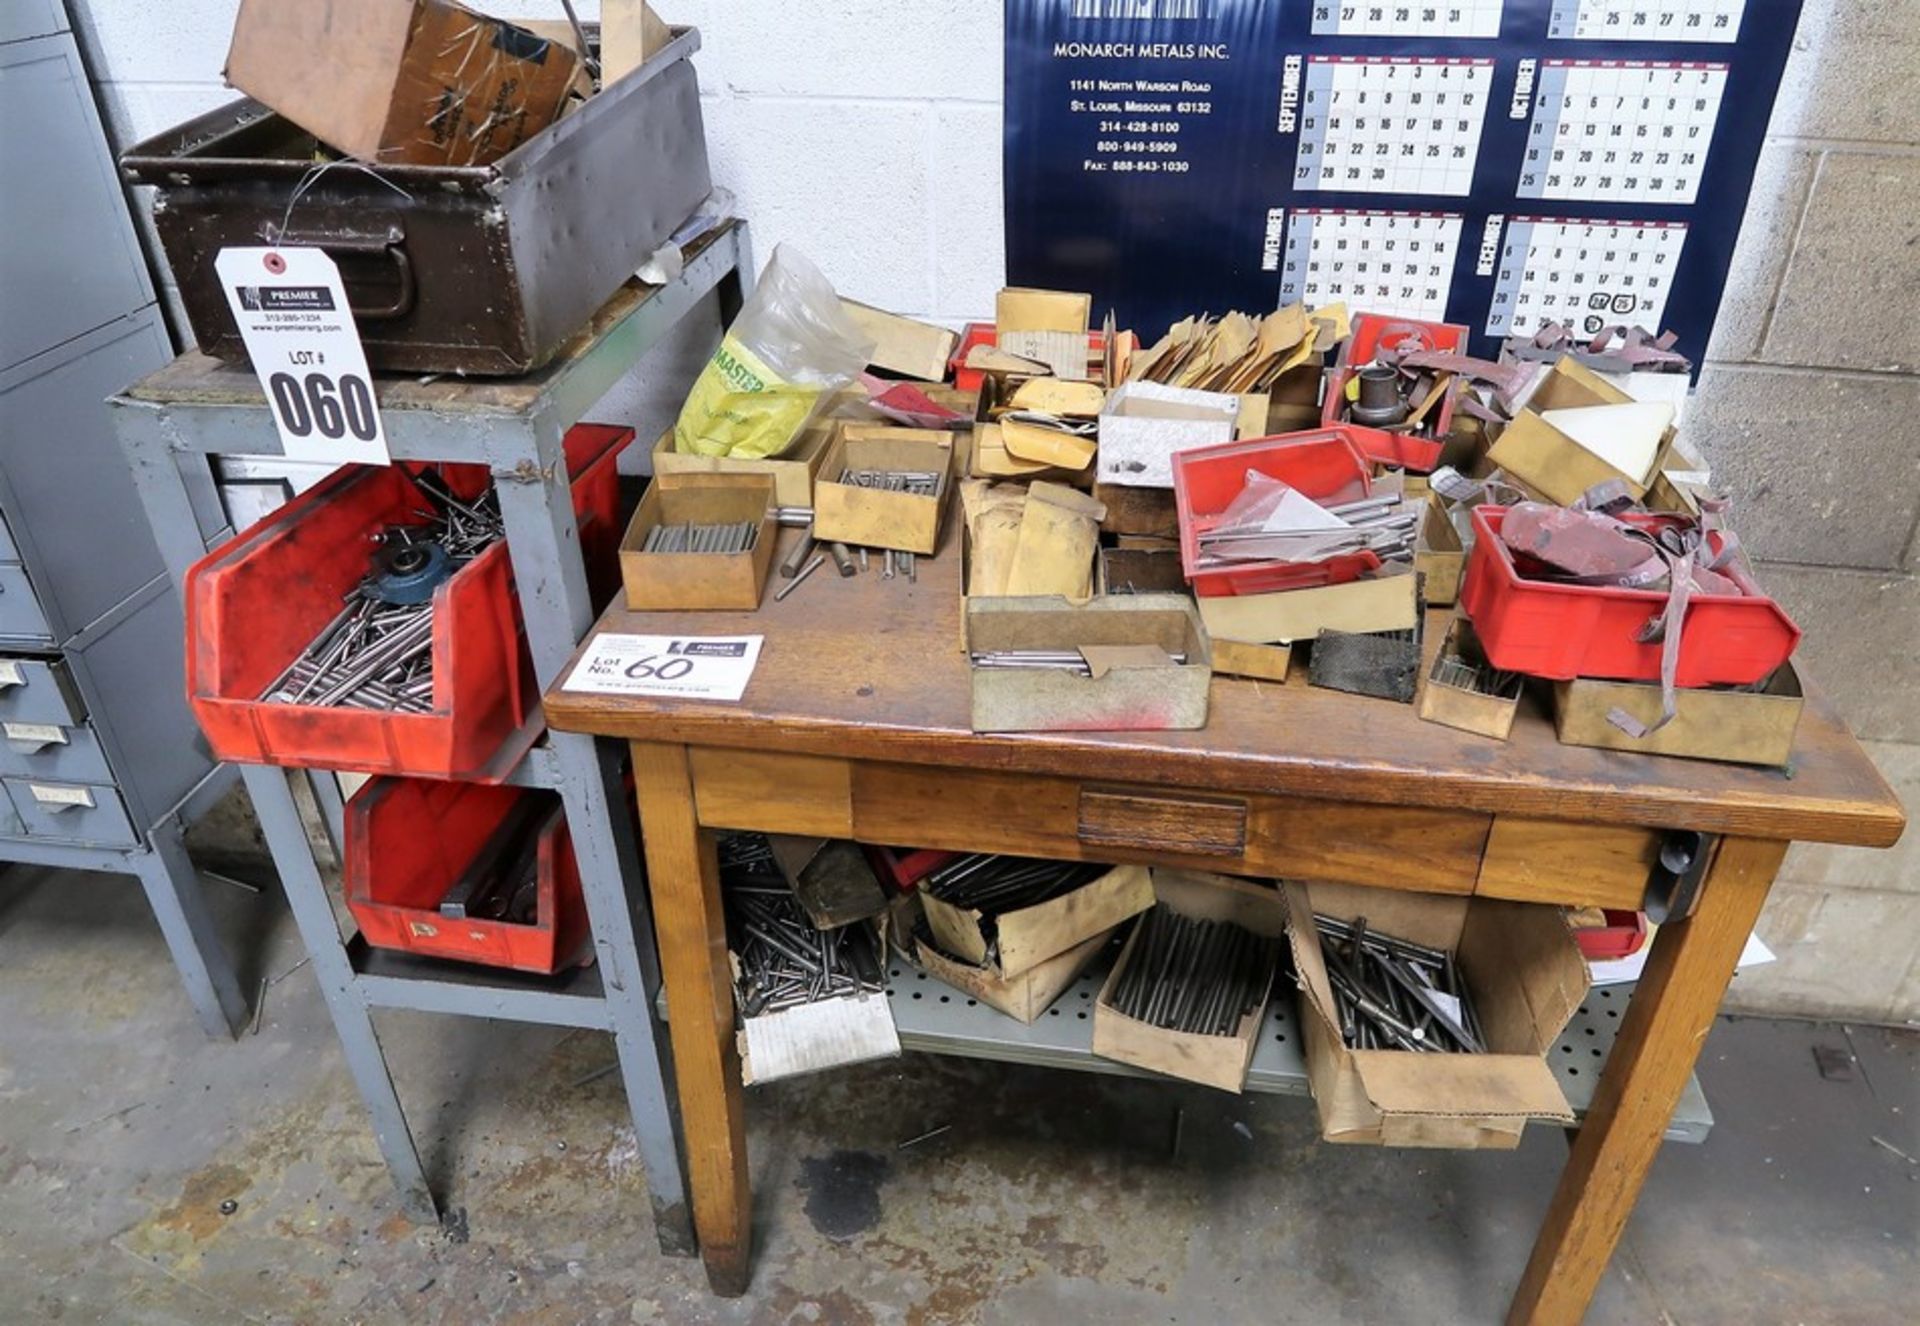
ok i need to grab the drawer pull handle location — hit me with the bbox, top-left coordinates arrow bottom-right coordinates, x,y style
28,783 -> 94,812
1078,787 -> 1248,856
4,721 -> 67,754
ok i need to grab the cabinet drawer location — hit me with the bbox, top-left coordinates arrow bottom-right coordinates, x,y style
0,656 -> 86,725
0,566 -> 54,644
1476,818 -> 1658,910
0,719 -> 112,783
850,762 -> 1490,894
5,778 -> 137,846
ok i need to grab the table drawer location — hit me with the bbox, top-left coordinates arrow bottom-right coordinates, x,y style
0,656 -> 86,725
0,718 -> 112,784
5,777 -> 137,846
1476,818 -> 1659,910
849,762 -> 1491,894
0,565 -> 54,644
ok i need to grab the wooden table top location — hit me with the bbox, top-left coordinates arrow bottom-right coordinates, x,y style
546,527 -> 1906,849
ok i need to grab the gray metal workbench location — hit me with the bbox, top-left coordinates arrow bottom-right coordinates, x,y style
111,220 -> 756,1256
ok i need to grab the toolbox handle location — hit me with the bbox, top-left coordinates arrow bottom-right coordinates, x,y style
277,230 -> 417,322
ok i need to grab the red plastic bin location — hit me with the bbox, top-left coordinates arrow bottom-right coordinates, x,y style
185,424 -> 632,778
1458,506 -> 1801,686
1170,428 -> 1377,597
345,778 -> 589,974
1342,312 -> 1469,366
949,322 -> 1109,393
1573,910 -> 1649,963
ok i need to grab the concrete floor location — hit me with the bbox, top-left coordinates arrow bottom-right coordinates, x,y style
1,863 -> 1913,1326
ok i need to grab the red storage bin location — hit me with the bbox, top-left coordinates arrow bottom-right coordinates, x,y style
345,779 -> 590,974
1459,507 -> 1801,686
949,321 -> 1109,392
1574,910 -> 1649,962
1344,312 -> 1469,365
185,424 -> 631,778
1171,428 -> 1377,597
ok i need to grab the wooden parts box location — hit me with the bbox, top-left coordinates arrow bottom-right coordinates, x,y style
965,595 -> 1212,734
1283,880 -> 1588,1149
1551,661 -> 1806,768
1488,359 -> 1675,506
651,422 -> 832,509
1418,618 -> 1523,741
1092,870 -> 1287,1093
922,863 -> 1154,980
916,929 -> 1113,1024
813,428 -> 954,556
619,473 -> 775,611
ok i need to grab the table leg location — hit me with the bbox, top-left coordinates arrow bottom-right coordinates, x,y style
1506,835 -> 1786,1326
631,741 -> 751,1296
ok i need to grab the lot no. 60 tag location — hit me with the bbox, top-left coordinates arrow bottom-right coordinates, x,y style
215,246 -> 390,465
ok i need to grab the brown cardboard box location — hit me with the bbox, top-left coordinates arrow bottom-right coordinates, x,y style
651,421 -> 835,510
922,863 -> 1153,979
225,0 -> 580,167
1552,661 -> 1805,767
1094,483 -> 1180,538
965,595 -> 1212,733
1098,546 -> 1186,596
915,930 -> 1112,1024
619,473 -> 776,611
1488,359 -> 1677,506
1283,880 -> 1587,1148
1211,639 -> 1293,683
1196,568 -> 1420,646
813,427 -> 954,555
1417,618 -> 1523,741
841,300 -> 959,382
1091,870 -> 1287,1093
1414,498 -> 1465,607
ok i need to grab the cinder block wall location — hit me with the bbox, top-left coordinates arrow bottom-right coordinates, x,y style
75,1 -> 1915,1023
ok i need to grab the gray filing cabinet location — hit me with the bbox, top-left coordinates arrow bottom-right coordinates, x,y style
0,1 -> 247,1036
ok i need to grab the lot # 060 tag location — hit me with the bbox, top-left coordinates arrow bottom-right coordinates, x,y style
215,246 -> 390,465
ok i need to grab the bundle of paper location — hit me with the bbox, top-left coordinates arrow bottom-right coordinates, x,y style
961,479 -> 1108,599
1130,303 -> 1346,394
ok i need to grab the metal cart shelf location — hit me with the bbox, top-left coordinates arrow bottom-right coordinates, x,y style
111,220 -> 756,1257
885,960 -> 1712,1143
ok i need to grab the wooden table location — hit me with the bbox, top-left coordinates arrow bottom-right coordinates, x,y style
544,531 -> 1904,1323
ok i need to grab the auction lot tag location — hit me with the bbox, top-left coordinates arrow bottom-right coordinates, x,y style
215,246 -> 390,465
565,634 -> 764,702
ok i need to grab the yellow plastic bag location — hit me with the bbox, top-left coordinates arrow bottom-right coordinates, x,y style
673,245 -> 873,459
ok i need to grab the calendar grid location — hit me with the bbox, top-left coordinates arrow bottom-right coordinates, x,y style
1487,217 -> 1688,338
1521,60 -> 1728,205
1311,1 -> 1505,38
1279,208 -> 1465,324
1546,0 -> 1746,43
1295,57 -> 1494,199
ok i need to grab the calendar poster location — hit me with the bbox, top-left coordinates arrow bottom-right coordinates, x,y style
1004,0 -> 1804,362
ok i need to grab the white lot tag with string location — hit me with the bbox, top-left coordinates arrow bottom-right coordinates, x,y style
215,246 -> 390,465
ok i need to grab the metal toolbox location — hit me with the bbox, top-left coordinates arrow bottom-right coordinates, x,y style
120,29 -> 713,376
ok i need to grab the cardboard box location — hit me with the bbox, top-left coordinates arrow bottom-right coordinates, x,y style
1284,880 -> 1587,1148
813,427 -> 954,555
1552,660 -> 1805,767
996,288 -> 1094,380
619,473 -> 776,611
1098,382 -> 1241,489
1092,870 -> 1287,1093
1196,568 -> 1419,646
922,863 -> 1153,980
1414,498 -> 1466,607
225,0 -> 579,167
965,595 -> 1212,733
1095,482 -> 1180,538
841,300 -> 959,382
768,836 -> 889,929
916,930 -> 1112,1024
1488,359 -> 1677,506
1211,639 -> 1293,683
1099,546 -> 1187,596
1418,619 -> 1524,741
651,423 -> 831,509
